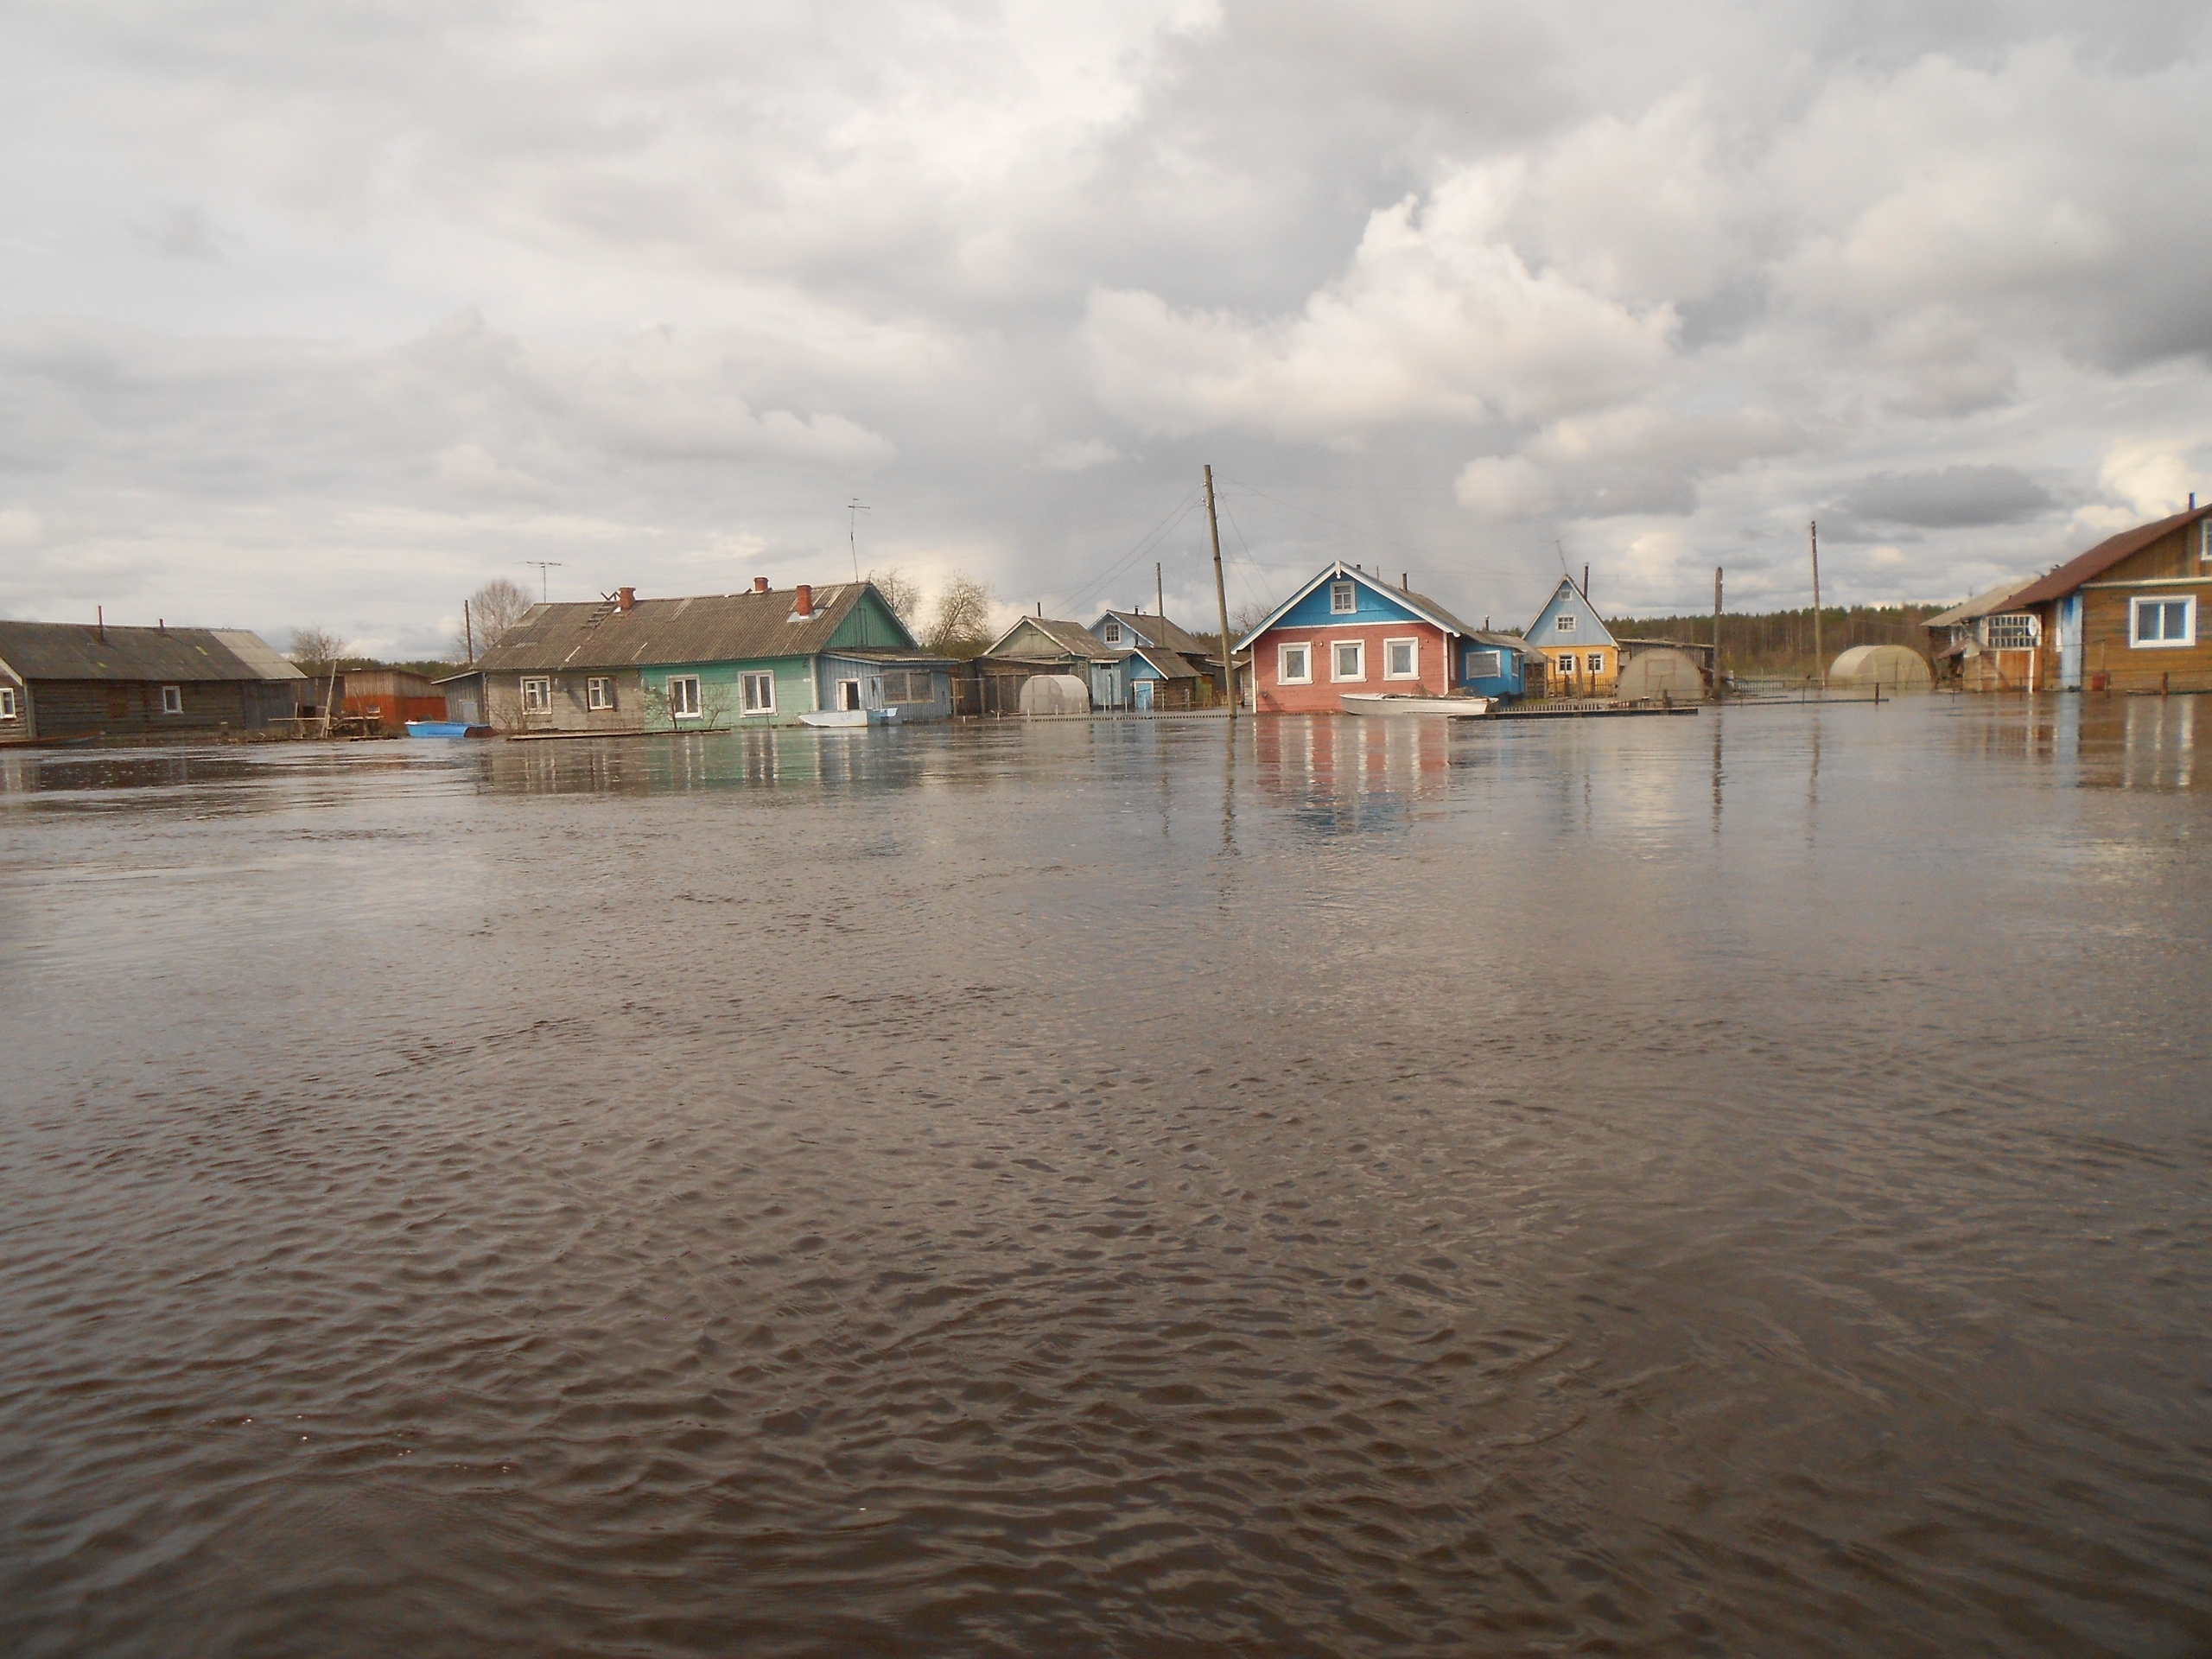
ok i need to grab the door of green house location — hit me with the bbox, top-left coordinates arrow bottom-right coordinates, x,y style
1133,679 -> 1154,713
837,679 -> 861,711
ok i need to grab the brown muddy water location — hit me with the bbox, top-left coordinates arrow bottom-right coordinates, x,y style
1,696 -> 2208,1657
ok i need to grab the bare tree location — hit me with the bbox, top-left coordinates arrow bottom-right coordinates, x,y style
1229,599 -> 1274,639
287,626 -> 346,675
454,577 -> 534,659
923,574 -> 996,658
867,568 -> 923,630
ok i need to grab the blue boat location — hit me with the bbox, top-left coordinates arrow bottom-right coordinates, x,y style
405,721 -> 492,739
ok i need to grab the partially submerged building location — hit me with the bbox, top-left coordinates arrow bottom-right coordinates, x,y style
444,581 -> 953,731
1236,563 -> 1529,713
1973,505 -> 2212,693
0,620 -> 307,743
1523,579 -> 1619,697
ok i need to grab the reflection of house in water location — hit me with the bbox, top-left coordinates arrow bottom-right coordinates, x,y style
1252,714 -> 1457,831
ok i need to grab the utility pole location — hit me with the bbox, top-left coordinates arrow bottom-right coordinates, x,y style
1808,519 -> 1825,690
524,561 -> 563,603
849,499 -> 869,583
1712,567 -> 1724,702
1205,466 -> 1235,718
464,599 -> 474,663
1156,562 -> 1164,632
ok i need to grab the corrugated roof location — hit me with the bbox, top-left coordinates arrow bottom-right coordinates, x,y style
474,583 -> 912,672
1236,563 -> 1484,650
1922,581 -> 2033,631
0,620 -> 284,683
210,629 -> 308,680
2005,505 -> 2212,608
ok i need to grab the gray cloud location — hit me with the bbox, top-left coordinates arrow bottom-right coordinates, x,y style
2,0 -> 2209,651
1834,465 -> 2057,531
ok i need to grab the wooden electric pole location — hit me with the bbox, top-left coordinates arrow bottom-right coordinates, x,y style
1205,466 -> 1235,718
464,598 -> 474,663
1712,567 -> 1724,702
1156,561 -> 1164,630
1809,519 -> 1824,690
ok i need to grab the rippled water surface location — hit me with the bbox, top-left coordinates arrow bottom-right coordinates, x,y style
3,697 -> 2209,1656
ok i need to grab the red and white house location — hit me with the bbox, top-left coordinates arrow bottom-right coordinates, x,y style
1236,563 -> 1525,714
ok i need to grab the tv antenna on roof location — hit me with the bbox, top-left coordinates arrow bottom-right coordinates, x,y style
524,561 -> 564,603
848,499 -> 870,583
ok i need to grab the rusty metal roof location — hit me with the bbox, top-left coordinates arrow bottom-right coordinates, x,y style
2005,505 -> 2212,608
0,620 -> 289,683
474,583 -> 913,672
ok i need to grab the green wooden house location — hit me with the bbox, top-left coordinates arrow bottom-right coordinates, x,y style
448,579 -> 952,732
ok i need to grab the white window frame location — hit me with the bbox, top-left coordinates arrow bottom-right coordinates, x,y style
520,676 -> 552,714
1331,639 -> 1366,683
1329,580 -> 1357,615
1102,620 -> 1122,645
1556,654 -> 1576,677
667,675 -> 702,718
157,684 -> 182,715
0,685 -> 17,721
1586,652 -> 1605,674
1277,642 -> 1312,684
1465,649 -> 1501,682
1382,637 -> 1420,680
1983,613 -> 2038,651
586,676 -> 614,711
740,671 -> 775,715
2130,594 -> 2197,649
1555,613 -> 1576,634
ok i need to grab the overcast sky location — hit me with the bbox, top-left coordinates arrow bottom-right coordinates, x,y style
4,0 -> 2209,656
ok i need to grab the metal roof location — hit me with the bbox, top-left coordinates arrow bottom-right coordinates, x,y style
0,620 -> 289,683
2005,505 -> 2212,608
1922,581 -> 2033,631
473,583 -> 913,672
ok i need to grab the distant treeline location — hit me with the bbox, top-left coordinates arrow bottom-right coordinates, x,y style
1604,604 -> 1948,679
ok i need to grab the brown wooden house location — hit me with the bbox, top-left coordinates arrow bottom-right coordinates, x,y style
1951,505 -> 2212,693
0,620 -> 308,743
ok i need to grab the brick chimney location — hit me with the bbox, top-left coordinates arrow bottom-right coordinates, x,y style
793,583 -> 814,619
616,587 -> 635,612
753,576 -> 770,594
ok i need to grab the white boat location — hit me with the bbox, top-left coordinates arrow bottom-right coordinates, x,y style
1338,693 -> 1491,718
798,707 -> 900,728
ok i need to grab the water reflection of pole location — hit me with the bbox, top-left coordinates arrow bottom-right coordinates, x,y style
1222,712 -> 1237,855
1712,708 -> 1724,836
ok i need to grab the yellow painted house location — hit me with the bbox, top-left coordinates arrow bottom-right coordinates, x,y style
1523,577 -> 1620,697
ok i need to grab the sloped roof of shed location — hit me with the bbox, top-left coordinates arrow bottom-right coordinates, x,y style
983,616 -> 1118,660
1921,582 -> 2027,629
1131,645 -> 1203,679
475,584 -> 908,672
2005,505 -> 2212,608
210,630 -> 308,679
0,620 -> 281,683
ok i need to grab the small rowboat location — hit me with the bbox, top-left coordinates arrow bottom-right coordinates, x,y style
798,707 -> 900,728
405,720 -> 493,738
1338,693 -> 1490,718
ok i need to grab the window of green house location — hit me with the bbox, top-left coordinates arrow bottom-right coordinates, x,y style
740,671 -> 775,714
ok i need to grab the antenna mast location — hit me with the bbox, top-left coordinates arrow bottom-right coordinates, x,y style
524,561 -> 564,603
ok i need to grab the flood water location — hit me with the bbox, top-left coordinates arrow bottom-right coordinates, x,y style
2,696 -> 2209,1657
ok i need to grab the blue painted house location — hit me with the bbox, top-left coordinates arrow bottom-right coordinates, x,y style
1523,578 -> 1620,696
